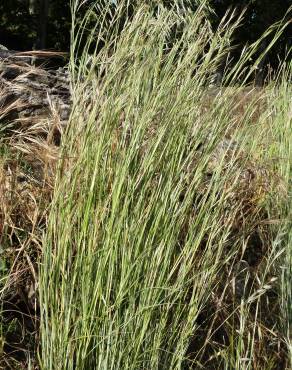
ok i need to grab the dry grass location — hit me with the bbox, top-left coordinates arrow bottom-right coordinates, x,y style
0,58 -> 61,368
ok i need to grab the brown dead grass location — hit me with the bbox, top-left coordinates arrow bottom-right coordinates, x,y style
0,58 -> 62,368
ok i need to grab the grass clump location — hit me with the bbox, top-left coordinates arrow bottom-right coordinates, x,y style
38,2 -> 291,370
0,1 -> 290,369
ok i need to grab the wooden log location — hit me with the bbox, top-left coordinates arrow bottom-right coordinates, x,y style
0,51 -> 71,125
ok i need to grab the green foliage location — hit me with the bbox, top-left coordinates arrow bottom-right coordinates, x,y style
0,0 -> 71,50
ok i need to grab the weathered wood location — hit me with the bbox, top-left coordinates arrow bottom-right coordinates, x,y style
0,50 -> 71,124
0,49 -> 19,59
0,49 -> 67,63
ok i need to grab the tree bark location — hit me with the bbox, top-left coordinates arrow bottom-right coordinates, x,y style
36,0 -> 49,49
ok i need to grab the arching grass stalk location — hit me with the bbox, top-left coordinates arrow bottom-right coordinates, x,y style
39,2 -> 291,369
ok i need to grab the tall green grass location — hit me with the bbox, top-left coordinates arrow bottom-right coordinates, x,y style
39,2 -> 291,369
266,69 -> 292,364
